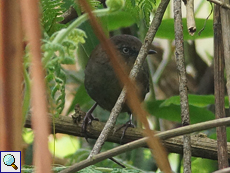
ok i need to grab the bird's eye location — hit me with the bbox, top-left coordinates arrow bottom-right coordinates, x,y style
122,47 -> 130,54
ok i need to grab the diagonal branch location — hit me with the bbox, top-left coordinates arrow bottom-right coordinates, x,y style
78,0 -> 171,172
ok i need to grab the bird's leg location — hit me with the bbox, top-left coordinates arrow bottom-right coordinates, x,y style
115,113 -> 135,143
82,102 -> 99,140
82,103 -> 126,168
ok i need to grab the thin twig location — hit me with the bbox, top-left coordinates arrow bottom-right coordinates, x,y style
78,0 -> 138,158
78,0 -> 172,172
174,0 -> 191,172
198,2 -> 213,36
153,41 -> 172,84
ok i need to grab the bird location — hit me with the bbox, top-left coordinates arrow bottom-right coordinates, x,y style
83,34 -> 156,140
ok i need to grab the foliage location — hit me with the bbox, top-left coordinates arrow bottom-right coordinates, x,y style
42,28 -> 86,116
124,0 -> 156,27
49,134 -> 80,158
190,158 -> 218,173
26,0 -> 158,117
146,94 -> 225,124
22,0 -> 222,172
41,0 -> 66,36
156,18 -> 213,40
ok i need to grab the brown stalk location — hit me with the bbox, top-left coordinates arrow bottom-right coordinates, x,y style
214,4 -> 229,169
77,0 -> 172,172
0,1 -> 23,151
20,0 -> 51,172
174,0 -> 191,172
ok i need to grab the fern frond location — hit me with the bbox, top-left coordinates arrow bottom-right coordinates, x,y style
124,0 -> 156,27
42,27 -> 86,117
124,0 -> 140,23
41,0 -> 66,35
137,0 -> 155,26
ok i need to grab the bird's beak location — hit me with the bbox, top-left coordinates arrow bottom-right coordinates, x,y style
148,49 -> 157,54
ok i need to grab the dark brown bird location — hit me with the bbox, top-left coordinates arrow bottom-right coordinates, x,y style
83,34 -> 156,139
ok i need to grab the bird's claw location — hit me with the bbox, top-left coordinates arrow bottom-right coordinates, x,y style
81,103 -> 98,141
115,120 -> 135,144
87,116 -> 99,125
82,112 -> 99,141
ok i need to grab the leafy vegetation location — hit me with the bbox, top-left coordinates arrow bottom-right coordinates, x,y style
156,18 -> 213,40
22,0 -> 222,172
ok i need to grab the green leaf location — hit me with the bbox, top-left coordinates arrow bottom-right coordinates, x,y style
124,0 -> 140,24
22,67 -> 31,120
100,11 -> 136,31
138,0 -> 155,27
160,94 -> 229,108
156,18 -> 213,40
41,0 -> 67,35
124,0 -> 156,27
77,21 -> 101,68
106,0 -> 125,11
49,135 -> 80,158
60,56 -> 76,64
146,100 -> 215,124
191,158 -> 217,173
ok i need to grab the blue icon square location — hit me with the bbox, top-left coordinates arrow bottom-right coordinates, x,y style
0,151 -> 21,173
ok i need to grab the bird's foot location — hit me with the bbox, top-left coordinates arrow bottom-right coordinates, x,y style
82,112 -> 99,141
81,103 -> 99,141
115,120 -> 135,144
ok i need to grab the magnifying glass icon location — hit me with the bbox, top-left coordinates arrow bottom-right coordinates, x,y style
3,154 -> 18,170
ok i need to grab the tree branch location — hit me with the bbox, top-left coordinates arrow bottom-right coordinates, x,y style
207,0 -> 230,10
59,6 -> 78,24
25,112 -> 230,162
